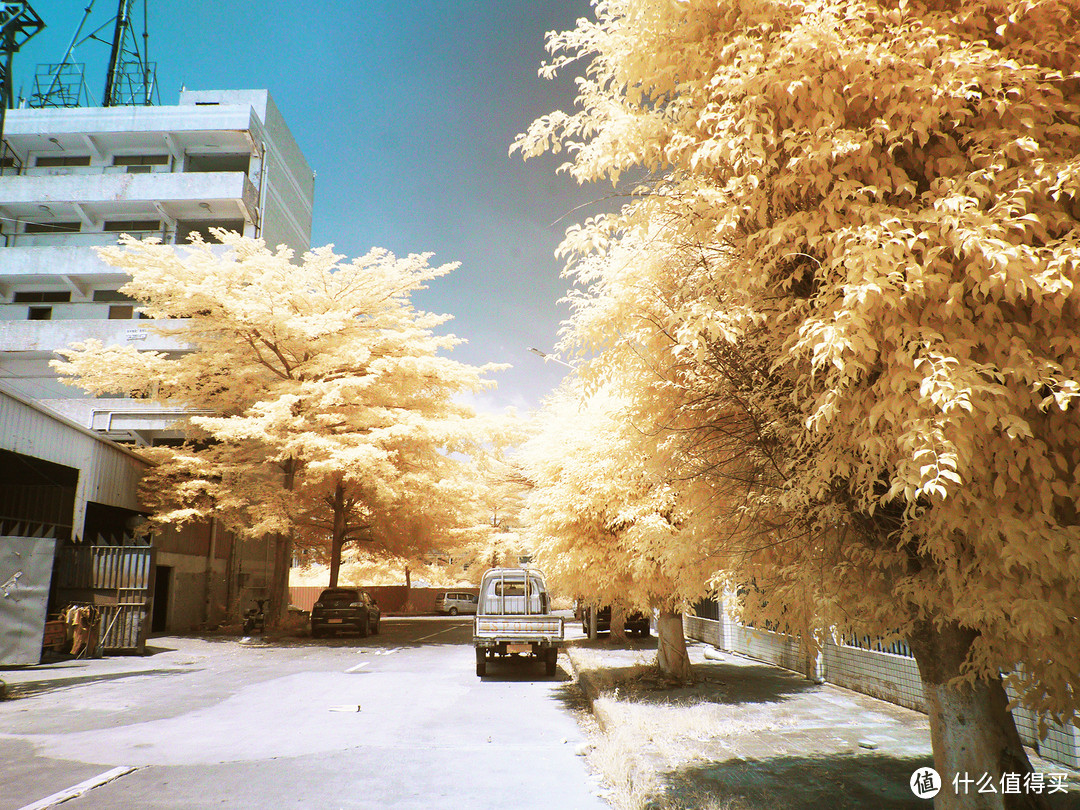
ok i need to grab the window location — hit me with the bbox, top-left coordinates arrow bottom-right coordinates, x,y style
103,220 -> 161,233
184,153 -> 250,173
108,305 -> 134,319
34,155 -> 91,167
111,154 -> 169,166
23,222 -> 80,234
14,291 -> 71,303
28,307 -> 52,320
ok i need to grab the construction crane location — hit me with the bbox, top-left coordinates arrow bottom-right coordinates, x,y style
30,0 -> 156,110
0,2 -> 44,145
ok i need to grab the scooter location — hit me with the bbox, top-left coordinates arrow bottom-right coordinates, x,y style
242,599 -> 267,635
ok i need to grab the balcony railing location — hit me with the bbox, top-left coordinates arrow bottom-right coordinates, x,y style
20,164 -> 173,178
0,229 -> 172,248
0,301 -> 143,321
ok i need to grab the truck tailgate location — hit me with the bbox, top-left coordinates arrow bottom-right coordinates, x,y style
474,617 -> 564,639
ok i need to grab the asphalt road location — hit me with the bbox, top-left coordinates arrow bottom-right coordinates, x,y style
0,617 -> 611,810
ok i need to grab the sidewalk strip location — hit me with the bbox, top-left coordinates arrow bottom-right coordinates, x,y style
18,765 -> 136,810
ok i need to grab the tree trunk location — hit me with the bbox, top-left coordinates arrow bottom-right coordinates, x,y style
328,482 -> 347,588
908,620 -> 1047,810
266,532 -> 290,629
610,603 -> 627,643
266,458 -> 297,629
656,611 -> 694,682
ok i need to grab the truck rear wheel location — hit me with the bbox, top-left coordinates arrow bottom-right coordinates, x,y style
545,648 -> 558,676
475,648 -> 487,677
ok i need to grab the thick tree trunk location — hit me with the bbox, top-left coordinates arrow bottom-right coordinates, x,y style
610,603 -> 627,643
656,611 -> 694,682
266,532 -> 290,629
908,620 -> 1047,810
328,535 -> 344,587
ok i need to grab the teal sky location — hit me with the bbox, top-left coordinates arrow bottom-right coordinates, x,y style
15,0 -> 599,412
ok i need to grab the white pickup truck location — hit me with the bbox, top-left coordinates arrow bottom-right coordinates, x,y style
473,567 -> 564,677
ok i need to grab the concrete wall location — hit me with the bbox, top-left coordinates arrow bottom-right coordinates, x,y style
257,93 -> 314,253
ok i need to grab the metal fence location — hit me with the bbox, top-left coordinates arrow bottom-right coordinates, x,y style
56,545 -> 154,653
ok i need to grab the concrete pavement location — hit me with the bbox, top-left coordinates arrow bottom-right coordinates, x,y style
1,621 -> 611,810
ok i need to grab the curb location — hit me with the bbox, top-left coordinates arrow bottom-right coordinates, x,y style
563,646 -> 612,732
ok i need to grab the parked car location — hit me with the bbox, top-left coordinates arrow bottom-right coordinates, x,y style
581,604 -> 651,637
310,588 -> 381,638
435,591 -> 478,616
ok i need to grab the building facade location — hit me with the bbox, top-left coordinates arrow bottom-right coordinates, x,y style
0,88 -> 314,443
0,90 -> 314,638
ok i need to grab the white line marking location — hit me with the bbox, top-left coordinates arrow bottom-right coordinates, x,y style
415,626 -> 462,642
18,765 -> 136,810
346,662 -> 369,672
376,646 -> 403,655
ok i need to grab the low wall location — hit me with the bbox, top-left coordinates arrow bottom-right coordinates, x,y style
289,585 -> 478,616
685,614 -> 1080,769
823,640 -> 924,712
724,616 -> 813,679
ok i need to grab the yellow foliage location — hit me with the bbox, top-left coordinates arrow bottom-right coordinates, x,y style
53,232 -> 504,571
517,0 -> 1080,721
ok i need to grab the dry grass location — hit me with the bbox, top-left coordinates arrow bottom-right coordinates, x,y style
573,651 -> 765,810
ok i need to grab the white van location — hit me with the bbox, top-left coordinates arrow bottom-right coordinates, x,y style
435,591 -> 478,615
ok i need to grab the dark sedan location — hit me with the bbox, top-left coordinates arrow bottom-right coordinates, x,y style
310,587 -> 381,638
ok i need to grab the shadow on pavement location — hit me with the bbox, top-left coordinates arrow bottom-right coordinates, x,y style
477,657 -> 573,684
201,616 -> 476,650
577,658 -> 816,709
663,753 -> 934,810
660,753 -> 1080,810
3,667 -> 191,699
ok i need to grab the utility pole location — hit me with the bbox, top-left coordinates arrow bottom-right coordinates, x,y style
101,0 -> 130,107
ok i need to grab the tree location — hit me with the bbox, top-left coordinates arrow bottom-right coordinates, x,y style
53,232 -> 498,623
515,0 -> 1080,803
522,380 -> 717,681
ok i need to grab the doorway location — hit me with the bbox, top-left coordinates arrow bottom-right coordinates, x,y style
152,565 -> 172,632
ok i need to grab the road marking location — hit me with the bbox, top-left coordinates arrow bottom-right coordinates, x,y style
375,646 -> 403,655
345,662 -> 369,672
414,625 -> 464,642
18,765 -> 136,810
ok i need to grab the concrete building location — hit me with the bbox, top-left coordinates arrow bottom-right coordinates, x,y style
0,90 -> 314,639
0,88 -> 314,444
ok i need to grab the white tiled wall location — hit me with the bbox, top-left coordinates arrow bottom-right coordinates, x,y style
722,615 -> 813,679
823,640 -> 925,713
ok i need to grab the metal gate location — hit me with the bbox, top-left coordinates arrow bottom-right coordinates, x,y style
56,545 -> 154,653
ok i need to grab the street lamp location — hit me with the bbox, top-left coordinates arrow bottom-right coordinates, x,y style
527,347 -> 576,369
